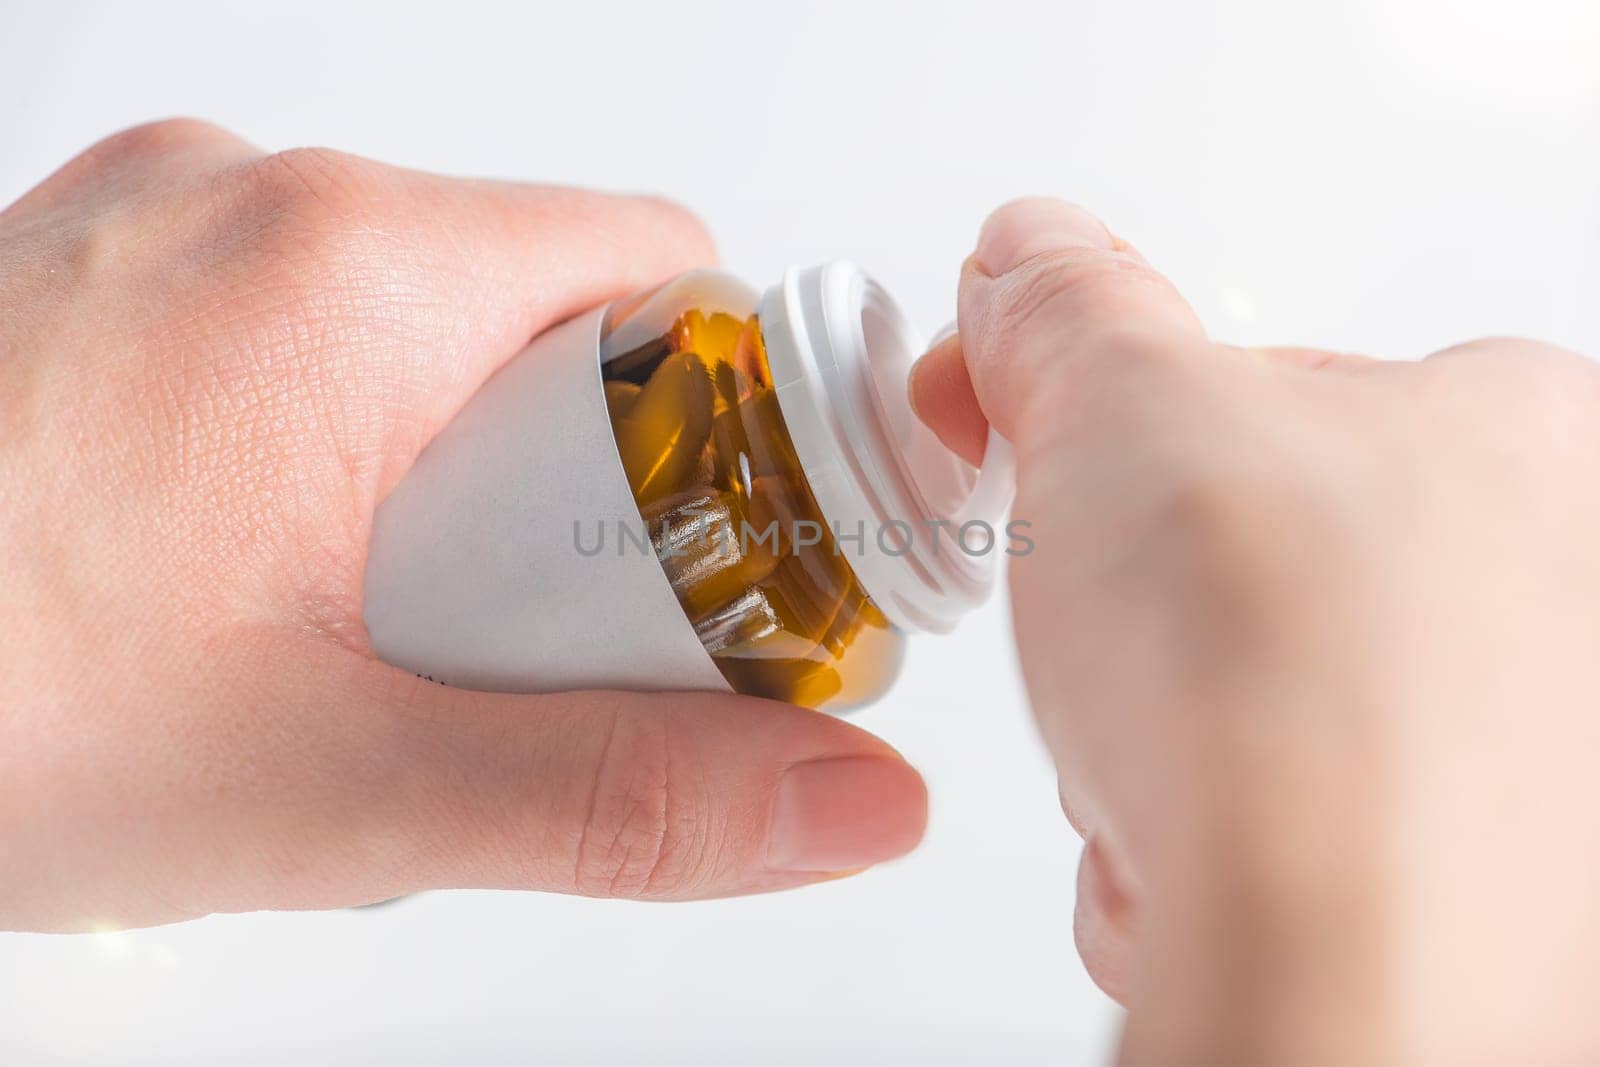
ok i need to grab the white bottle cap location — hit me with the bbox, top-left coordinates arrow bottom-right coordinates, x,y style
760,262 -> 1016,634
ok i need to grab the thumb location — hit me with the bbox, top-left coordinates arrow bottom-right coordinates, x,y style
60,633 -> 931,928
919,198 -> 1207,449
334,643 -> 926,906
288,649 -> 930,907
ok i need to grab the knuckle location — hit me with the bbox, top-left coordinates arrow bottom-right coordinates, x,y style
1427,334 -> 1590,373
987,249 -> 1178,358
977,250 -> 1194,428
217,149 -> 416,328
530,187 -> 717,265
1422,334 -> 1521,366
1002,249 -> 1157,318
633,193 -> 716,257
242,148 -> 398,257
1423,335 -> 1599,402
571,713 -> 710,899
19,119 -> 252,210
81,117 -> 245,168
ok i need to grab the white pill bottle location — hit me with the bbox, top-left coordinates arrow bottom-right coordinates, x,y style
363,263 -> 1013,712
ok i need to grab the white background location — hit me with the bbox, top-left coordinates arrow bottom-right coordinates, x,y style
2,1 -> 1597,1064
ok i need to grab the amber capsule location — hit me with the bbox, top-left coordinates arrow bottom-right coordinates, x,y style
610,350 -> 714,506
714,573 -> 902,708
716,650 -> 844,709
641,485 -> 785,621
808,579 -> 904,708
730,314 -> 771,392
709,373 -> 802,496
700,552 -> 850,683
764,552 -> 852,648
674,308 -> 749,414
603,380 -> 641,421
694,586 -> 817,661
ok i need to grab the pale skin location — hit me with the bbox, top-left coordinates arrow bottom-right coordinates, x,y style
0,121 -> 928,928
3,123 -> 1598,1063
911,199 -> 1600,1063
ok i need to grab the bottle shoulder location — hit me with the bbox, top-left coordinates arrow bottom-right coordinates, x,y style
602,270 -> 760,361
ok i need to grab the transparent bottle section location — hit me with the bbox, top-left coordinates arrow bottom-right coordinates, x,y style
598,271 -> 906,712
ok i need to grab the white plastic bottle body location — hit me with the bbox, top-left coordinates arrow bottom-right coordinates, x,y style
361,305 -> 728,695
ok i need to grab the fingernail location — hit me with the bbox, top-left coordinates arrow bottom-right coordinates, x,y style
767,757 -> 928,872
975,197 -> 1114,276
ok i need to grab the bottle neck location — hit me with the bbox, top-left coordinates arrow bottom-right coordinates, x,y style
757,262 -> 998,634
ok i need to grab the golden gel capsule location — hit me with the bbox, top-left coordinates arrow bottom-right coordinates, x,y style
611,349 -> 715,506
602,379 -> 641,420
640,484 -> 785,620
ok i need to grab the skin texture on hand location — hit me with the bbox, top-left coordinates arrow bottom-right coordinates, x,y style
912,198 -> 1600,1064
0,121 -> 927,932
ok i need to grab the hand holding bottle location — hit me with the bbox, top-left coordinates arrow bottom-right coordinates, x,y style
0,122 -> 927,930
912,198 -> 1600,1062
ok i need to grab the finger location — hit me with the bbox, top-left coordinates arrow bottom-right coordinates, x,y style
956,197 -> 1208,442
908,332 -> 988,466
228,148 -> 719,499
84,633 -> 928,922
319,648 -> 927,904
